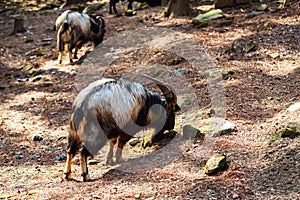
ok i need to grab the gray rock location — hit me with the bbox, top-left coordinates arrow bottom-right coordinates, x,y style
15,155 -> 24,160
199,117 -> 236,137
182,124 -> 203,139
42,80 -> 54,87
88,159 -> 100,165
287,102 -> 300,112
55,154 -> 67,161
232,193 -> 240,199
174,68 -> 188,76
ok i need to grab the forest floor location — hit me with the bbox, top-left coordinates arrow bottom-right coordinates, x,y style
0,0 -> 299,199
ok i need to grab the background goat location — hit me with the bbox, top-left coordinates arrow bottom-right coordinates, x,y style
55,10 -> 105,64
64,75 -> 180,181
109,0 -> 162,14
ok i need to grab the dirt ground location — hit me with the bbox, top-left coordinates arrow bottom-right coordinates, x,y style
0,0 -> 299,199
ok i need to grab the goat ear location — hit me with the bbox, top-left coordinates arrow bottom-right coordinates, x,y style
174,104 -> 181,112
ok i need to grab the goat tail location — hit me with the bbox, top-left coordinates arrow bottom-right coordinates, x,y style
57,20 -> 70,51
67,114 -> 81,156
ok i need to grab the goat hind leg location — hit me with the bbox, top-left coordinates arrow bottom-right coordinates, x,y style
79,146 -> 91,181
68,44 -> 74,64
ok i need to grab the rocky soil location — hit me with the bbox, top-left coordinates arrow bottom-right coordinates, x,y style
0,0 -> 299,199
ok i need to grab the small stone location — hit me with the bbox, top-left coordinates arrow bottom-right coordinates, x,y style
42,38 -> 52,42
17,78 -> 29,82
88,159 -> 100,165
129,138 -> 141,146
204,154 -> 227,175
125,9 -> 136,17
199,118 -> 236,137
15,155 -> 24,159
31,76 -> 42,82
257,4 -> 268,11
55,154 -> 67,161
232,193 -> 239,199
278,143 -> 288,148
287,102 -> 300,112
42,81 -> 54,87
134,193 -> 141,199
32,135 -> 43,141
268,52 -> 280,59
174,68 -> 188,76
182,124 -> 202,139
280,122 -> 300,139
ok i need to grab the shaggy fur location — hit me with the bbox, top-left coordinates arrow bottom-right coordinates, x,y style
55,10 -> 105,64
64,78 -> 180,181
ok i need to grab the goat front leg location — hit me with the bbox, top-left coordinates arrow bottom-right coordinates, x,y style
115,134 -> 131,164
64,149 -> 73,180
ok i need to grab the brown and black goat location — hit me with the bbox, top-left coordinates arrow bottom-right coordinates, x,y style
64,75 -> 180,181
55,10 -> 105,64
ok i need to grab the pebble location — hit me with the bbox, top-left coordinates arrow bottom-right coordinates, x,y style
232,193 -> 239,199
134,193 -> 141,199
32,134 -> 43,141
174,68 -> 188,76
15,155 -> 24,160
88,159 -> 100,165
55,154 -> 67,162
129,138 -> 141,146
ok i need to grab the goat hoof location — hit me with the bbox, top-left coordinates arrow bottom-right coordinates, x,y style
105,159 -> 113,166
64,172 -> 72,181
82,174 -> 91,182
116,157 -> 125,164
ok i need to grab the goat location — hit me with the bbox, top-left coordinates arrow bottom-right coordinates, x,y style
55,10 -> 105,64
109,0 -> 162,14
64,75 -> 180,181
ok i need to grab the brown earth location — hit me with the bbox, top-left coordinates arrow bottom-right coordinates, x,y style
0,0 -> 299,199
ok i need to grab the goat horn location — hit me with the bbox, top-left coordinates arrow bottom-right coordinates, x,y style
142,74 -> 177,99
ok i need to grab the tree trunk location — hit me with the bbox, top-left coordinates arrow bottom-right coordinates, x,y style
164,0 -> 192,18
60,0 -> 88,9
11,15 -> 26,34
64,0 -> 87,6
